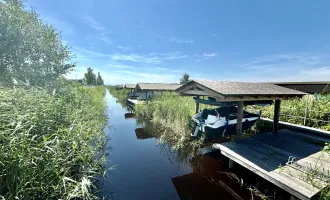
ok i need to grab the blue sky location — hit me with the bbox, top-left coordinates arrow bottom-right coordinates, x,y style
28,0 -> 330,84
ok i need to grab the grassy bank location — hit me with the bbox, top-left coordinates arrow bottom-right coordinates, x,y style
0,83 -> 108,199
107,87 -> 130,105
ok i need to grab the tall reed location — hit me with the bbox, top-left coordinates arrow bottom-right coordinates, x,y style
0,83 -> 108,199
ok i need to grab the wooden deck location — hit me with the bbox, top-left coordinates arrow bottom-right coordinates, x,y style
213,129 -> 330,200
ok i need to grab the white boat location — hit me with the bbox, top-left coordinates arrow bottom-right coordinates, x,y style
191,106 -> 261,138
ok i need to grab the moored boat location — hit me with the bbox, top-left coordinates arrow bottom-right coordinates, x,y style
191,106 -> 261,138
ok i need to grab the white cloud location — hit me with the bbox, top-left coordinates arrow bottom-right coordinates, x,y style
195,53 -> 217,63
234,53 -> 330,82
83,15 -> 105,31
170,37 -> 194,44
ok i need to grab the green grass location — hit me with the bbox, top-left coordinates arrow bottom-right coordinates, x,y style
107,87 -> 130,106
0,82 -> 108,199
258,95 -> 330,131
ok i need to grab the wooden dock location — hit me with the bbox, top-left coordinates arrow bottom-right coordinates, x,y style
213,129 -> 330,200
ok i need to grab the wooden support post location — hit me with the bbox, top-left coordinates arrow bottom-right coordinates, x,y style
273,100 -> 281,134
236,101 -> 244,139
195,96 -> 200,114
303,99 -> 309,126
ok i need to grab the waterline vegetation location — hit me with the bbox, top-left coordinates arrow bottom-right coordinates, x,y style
1,0 -> 109,199
0,83 -> 108,199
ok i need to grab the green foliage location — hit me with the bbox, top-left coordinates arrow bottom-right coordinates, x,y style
0,83 -> 108,199
96,72 -> 104,86
107,87 -> 130,105
180,72 -> 190,84
84,67 -> 97,86
0,0 -> 74,86
258,95 -> 330,131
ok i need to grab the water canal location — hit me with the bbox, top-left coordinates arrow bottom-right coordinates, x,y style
101,90 -> 288,200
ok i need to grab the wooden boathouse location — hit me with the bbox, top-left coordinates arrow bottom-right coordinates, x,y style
132,83 -> 182,100
176,80 -> 330,200
124,83 -> 137,92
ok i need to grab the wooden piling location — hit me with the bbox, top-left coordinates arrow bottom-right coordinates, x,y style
236,101 -> 244,139
273,100 -> 281,134
195,96 -> 200,114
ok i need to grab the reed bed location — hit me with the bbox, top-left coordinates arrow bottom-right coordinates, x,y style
107,87 -> 130,106
0,83 -> 108,199
258,95 -> 330,131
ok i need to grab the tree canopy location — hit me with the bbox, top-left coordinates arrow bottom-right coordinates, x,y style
96,72 -> 104,86
180,72 -> 190,84
0,0 -> 74,86
83,67 -> 104,86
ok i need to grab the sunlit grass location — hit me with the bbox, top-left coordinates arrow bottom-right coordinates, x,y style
0,83 -> 108,199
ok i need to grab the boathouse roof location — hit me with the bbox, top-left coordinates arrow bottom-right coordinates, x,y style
124,84 -> 137,89
269,81 -> 330,94
137,83 -> 182,91
176,80 -> 306,101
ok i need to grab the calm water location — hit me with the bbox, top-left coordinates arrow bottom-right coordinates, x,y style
101,90 -> 280,200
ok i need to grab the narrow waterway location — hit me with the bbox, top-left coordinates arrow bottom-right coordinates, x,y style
101,90 -> 281,200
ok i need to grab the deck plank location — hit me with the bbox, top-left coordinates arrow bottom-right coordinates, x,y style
213,129 -> 330,200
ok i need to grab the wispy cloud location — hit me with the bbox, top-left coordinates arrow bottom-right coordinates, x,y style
170,37 -> 194,44
110,54 -> 161,63
99,36 -> 112,44
73,46 -> 109,58
110,52 -> 188,64
153,67 -> 168,71
171,69 -> 184,73
236,53 -> 330,82
83,15 -> 105,31
108,64 -> 135,69
195,53 -> 217,63
212,33 -> 218,37
152,32 -> 164,39
43,16 -> 74,36
117,45 -> 132,52
116,70 -> 180,84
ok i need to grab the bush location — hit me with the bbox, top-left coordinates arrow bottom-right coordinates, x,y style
0,83 -> 107,199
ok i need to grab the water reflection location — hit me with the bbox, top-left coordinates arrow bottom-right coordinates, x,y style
105,92 -> 279,200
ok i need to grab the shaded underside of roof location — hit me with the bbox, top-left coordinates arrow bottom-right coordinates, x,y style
137,83 -> 182,91
275,84 -> 330,94
176,80 -> 306,99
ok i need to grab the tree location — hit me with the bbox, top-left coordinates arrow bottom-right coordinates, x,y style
0,0 -> 74,86
180,72 -> 190,84
84,67 -> 96,85
96,72 -> 104,85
